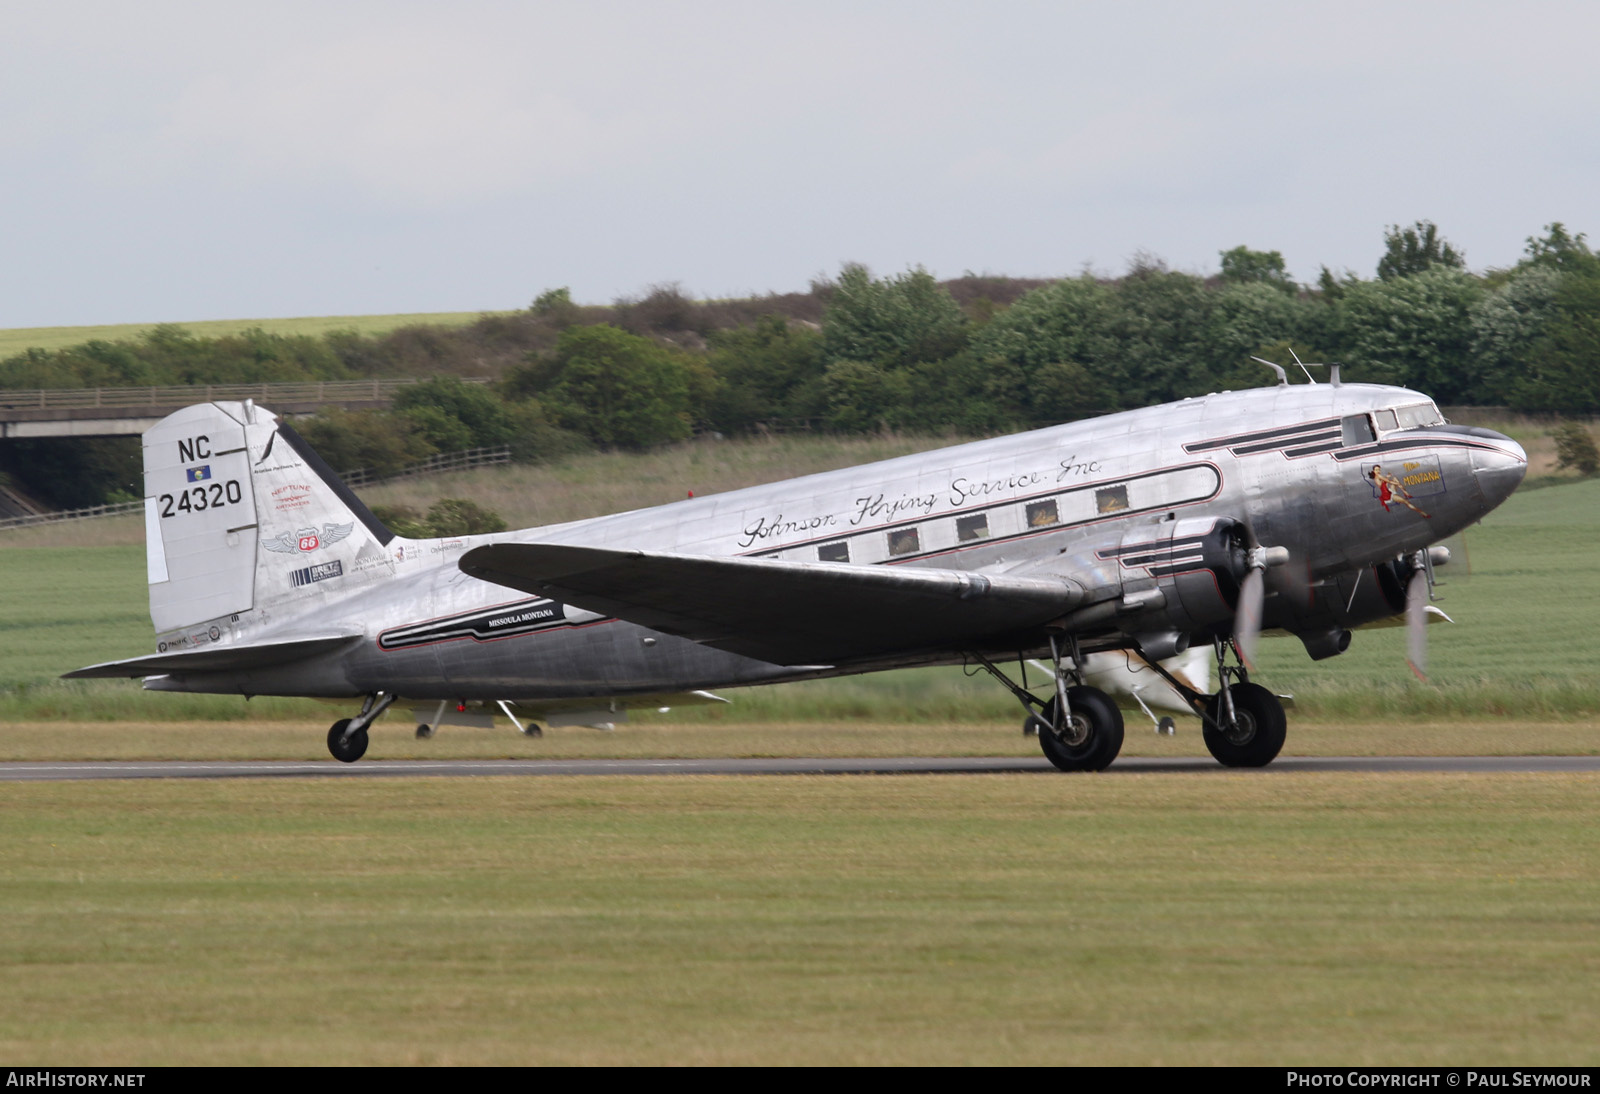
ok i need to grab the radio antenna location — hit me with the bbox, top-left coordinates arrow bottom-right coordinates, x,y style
1249,356 -> 1289,386
1289,348 -> 1317,384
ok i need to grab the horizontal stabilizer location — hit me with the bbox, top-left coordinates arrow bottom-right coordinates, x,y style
460,543 -> 1084,665
63,634 -> 362,680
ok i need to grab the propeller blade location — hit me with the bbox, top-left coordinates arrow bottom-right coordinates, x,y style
1236,566 -> 1264,671
1267,548 -> 1315,613
1405,568 -> 1429,680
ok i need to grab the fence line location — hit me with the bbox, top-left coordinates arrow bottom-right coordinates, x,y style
0,444 -> 513,531
0,498 -> 145,530
338,445 -> 512,488
0,377 -> 490,412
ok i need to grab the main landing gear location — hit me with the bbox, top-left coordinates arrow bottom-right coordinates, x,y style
973,637 -> 1125,772
327,691 -> 398,763
975,635 -> 1288,771
1140,637 -> 1287,767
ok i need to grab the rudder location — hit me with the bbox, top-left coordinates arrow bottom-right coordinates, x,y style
143,401 -> 395,642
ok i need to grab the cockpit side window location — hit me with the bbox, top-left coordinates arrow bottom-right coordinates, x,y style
1394,402 -> 1443,429
1374,408 -> 1398,432
1341,414 -> 1376,446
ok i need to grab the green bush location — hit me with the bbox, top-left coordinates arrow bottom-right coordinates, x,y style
1552,422 -> 1599,474
370,498 -> 509,538
520,325 -> 700,448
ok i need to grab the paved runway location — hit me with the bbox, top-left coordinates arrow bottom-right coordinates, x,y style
3,755 -> 1598,781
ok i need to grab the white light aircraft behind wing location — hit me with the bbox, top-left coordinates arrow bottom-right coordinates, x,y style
68,369 -> 1526,770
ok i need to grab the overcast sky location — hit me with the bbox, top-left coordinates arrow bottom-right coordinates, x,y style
3,1 -> 1596,328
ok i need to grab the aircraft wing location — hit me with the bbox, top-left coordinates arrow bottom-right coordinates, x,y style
459,543 -> 1085,665
64,634 -> 363,679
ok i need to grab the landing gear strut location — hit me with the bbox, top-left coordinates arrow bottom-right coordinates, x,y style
1200,636 -> 1285,766
973,636 -> 1124,772
1202,682 -> 1286,767
1129,635 -> 1289,768
327,691 -> 398,763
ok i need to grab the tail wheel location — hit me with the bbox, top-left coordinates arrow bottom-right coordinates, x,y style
1036,685 -> 1124,772
327,719 -> 369,763
1202,683 -> 1286,767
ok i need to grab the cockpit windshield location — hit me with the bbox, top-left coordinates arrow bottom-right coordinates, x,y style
1374,402 -> 1444,432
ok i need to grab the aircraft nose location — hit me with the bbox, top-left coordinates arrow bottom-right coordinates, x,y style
1471,431 -> 1527,510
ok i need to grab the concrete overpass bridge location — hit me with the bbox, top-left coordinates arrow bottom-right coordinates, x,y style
0,378 -> 476,438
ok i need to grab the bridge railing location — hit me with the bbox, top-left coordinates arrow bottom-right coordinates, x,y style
0,377 -> 490,411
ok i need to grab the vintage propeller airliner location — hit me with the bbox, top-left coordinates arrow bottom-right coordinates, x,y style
68,365 -> 1527,770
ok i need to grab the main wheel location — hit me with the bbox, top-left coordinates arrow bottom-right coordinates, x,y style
1036,686 -> 1124,772
327,719 -> 369,763
1202,683 -> 1286,767
415,723 -> 434,739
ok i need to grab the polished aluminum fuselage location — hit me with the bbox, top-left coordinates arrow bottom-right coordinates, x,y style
153,383 -> 1526,702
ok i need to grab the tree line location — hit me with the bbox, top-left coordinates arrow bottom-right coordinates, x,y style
3,221 -> 1595,509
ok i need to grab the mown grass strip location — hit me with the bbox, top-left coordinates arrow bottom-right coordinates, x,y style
1,774 -> 1595,1065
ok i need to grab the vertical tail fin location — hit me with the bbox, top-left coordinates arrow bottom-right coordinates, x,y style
143,401 -> 394,639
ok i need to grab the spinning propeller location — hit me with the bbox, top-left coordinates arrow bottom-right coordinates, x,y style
1233,537 -> 1290,671
1404,544 -> 1457,681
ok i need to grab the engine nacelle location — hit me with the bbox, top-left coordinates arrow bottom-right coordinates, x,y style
1326,559 -> 1412,628
1106,517 -> 1249,641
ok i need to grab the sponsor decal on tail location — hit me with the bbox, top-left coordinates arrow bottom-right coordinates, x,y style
143,400 -> 397,641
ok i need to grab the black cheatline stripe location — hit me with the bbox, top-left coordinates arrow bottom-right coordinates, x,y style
1148,563 -> 1212,578
1183,417 -> 1343,453
379,617 -> 570,651
1282,441 -> 1345,458
379,598 -> 570,650
1097,535 -> 1210,559
1232,429 -> 1342,455
1116,550 -> 1205,568
1332,437 -> 1501,462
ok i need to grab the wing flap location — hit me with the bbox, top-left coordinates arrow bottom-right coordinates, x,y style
64,634 -> 362,679
460,543 -> 1084,665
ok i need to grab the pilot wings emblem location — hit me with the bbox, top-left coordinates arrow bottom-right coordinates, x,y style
262,522 -> 355,554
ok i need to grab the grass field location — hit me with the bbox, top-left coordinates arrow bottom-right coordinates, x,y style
2,433 -> 1596,1065
2,774 -> 1595,1065
0,311 -> 507,359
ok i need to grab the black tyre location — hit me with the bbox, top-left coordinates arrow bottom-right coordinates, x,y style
415,723 -> 434,739
1036,686 -> 1125,772
327,719 -> 369,763
1202,683 -> 1286,767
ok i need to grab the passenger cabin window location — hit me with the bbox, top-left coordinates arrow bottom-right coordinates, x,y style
887,528 -> 920,556
956,514 -> 989,542
1341,414 -> 1376,447
1095,485 -> 1129,515
1025,499 -> 1059,528
818,541 -> 849,563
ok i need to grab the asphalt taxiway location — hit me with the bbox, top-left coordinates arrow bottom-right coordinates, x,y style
2,756 -> 1598,781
